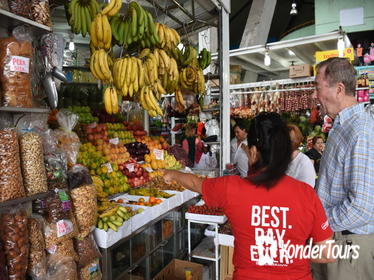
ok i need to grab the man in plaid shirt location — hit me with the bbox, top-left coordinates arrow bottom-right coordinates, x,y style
312,57 -> 374,279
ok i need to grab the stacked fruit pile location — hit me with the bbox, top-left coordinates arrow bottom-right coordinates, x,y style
67,106 -> 98,125
128,187 -> 174,198
97,205 -> 139,232
85,123 -> 109,144
96,141 -> 130,164
187,205 -> 224,216
127,197 -> 162,207
119,159 -> 149,187
143,150 -> 181,170
124,142 -> 149,162
107,123 -> 135,144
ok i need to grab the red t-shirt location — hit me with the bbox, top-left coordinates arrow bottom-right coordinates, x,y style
202,175 -> 333,280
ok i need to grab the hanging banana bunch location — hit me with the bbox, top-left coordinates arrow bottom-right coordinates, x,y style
155,23 -> 181,51
198,48 -> 212,70
66,0 -> 101,37
138,86 -> 164,117
180,66 -> 205,94
103,86 -> 119,115
90,49 -> 113,84
101,0 -> 122,16
90,12 -> 112,50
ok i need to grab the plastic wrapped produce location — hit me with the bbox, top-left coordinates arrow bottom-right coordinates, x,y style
74,234 -> 100,268
8,0 -> 32,19
47,254 -> 78,280
20,132 -> 48,196
0,37 -> 33,107
0,128 -> 25,202
54,110 -> 81,168
31,0 -> 52,27
28,215 -> 47,280
0,207 -> 29,280
47,239 -> 78,262
45,153 -> 68,190
78,258 -> 101,280
71,184 -> 97,238
67,165 -> 93,190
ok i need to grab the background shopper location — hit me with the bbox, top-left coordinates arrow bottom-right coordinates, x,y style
230,122 -> 249,177
164,112 -> 334,280
305,136 -> 324,174
286,124 -> 316,187
313,57 -> 374,280
182,123 -> 204,167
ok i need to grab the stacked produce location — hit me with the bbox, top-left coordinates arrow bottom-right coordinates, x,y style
187,205 -> 224,216
97,204 -> 134,232
128,187 -> 174,198
144,175 -> 185,191
66,0 -> 101,37
85,123 -> 109,144
155,23 -> 180,51
143,150 -> 182,170
124,141 -> 149,162
127,197 -> 162,206
119,159 -> 150,187
107,123 -> 135,143
67,106 -> 99,125
96,140 -> 130,164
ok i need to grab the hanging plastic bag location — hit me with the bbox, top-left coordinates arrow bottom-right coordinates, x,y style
28,215 -> 47,280
78,258 -> 102,280
47,239 -> 79,262
0,37 -> 33,107
0,206 -> 29,280
46,254 -> 78,280
54,110 -> 81,168
31,0 -> 52,27
45,152 -> 68,190
74,234 -> 101,268
205,119 -> 220,137
67,165 -> 93,190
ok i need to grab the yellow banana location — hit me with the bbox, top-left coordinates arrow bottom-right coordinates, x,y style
159,49 -> 170,70
137,59 -> 144,89
128,83 -> 134,97
144,87 -> 155,111
99,49 -> 112,82
149,88 -> 163,116
156,81 -> 166,96
108,0 -> 122,17
153,49 -> 160,66
102,14 -> 112,50
90,20 -> 98,47
139,48 -> 151,59
104,87 -> 113,114
133,59 -> 139,93
102,0 -> 116,15
170,28 -> 180,46
162,24 -> 170,45
130,57 -> 137,83
93,51 -> 106,81
119,58 -> 128,89
95,13 -> 103,43
113,59 -> 121,88
125,57 -> 133,86
110,87 -> 119,114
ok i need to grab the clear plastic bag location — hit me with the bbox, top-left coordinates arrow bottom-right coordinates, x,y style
54,110 -> 81,168
0,206 -> 29,280
0,37 -> 33,107
8,0 -> 32,19
79,258 -> 102,280
28,215 -> 47,280
31,0 -> 52,27
70,184 -> 97,239
20,132 -> 48,196
47,239 -> 78,262
47,254 -> 78,280
74,234 -> 101,268
0,128 -> 25,202
45,153 -> 68,190
68,165 -> 93,190
46,189 -> 73,223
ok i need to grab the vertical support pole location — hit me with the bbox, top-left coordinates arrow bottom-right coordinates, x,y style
215,223 -> 219,280
219,2 -> 231,176
144,111 -> 149,135
188,220 -> 192,261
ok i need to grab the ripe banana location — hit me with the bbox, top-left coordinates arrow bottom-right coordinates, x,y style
67,0 -> 100,37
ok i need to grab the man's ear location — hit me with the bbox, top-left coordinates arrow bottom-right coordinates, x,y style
336,82 -> 345,98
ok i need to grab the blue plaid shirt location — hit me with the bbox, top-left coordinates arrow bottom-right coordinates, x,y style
317,103 -> 374,234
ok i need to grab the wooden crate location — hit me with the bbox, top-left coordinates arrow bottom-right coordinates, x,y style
220,246 -> 234,280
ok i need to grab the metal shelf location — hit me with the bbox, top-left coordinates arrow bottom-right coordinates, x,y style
191,237 -> 217,261
0,107 -> 50,113
0,8 -> 52,32
0,191 -> 51,210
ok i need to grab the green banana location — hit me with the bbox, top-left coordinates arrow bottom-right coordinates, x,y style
206,50 -> 211,67
130,6 -> 137,37
98,219 -> 104,229
103,222 -> 109,232
107,221 -> 118,232
146,11 -> 155,36
81,5 -> 87,37
123,20 -> 130,46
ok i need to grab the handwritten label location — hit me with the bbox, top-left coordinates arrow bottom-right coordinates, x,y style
9,56 -> 30,73
144,167 -> 153,173
56,220 -> 74,238
153,149 -> 164,160
102,163 -> 113,173
126,163 -> 135,172
47,245 -> 57,254
109,138 -> 119,145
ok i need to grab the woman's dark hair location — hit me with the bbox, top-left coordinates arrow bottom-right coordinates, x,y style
246,112 -> 292,189
233,120 -> 248,132
312,135 -> 324,145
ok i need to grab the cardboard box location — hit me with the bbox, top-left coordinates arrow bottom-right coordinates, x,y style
220,246 -> 234,280
153,259 -> 203,280
289,64 -> 312,78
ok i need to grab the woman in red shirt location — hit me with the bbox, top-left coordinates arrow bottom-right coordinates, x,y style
163,112 -> 335,280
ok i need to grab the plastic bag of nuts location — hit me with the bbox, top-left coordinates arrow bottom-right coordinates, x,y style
47,254 -> 78,280
0,0 -> 9,10
20,132 -> 48,196
47,239 -> 78,262
46,189 -> 73,223
44,219 -> 77,249
74,234 -> 100,268
31,0 -> 52,27
45,153 -> 68,190
0,207 -> 29,280
28,215 -> 47,280
8,0 -> 32,19
71,184 -> 97,238
0,128 -> 25,202
79,258 -> 102,280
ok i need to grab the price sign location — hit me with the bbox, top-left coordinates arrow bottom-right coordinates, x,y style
144,167 -> 153,173
153,149 -> 164,160
126,163 -> 135,172
102,163 -> 113,173
9,56 -> 30,73
109,138 -> 119,145
56,220 -> 74,238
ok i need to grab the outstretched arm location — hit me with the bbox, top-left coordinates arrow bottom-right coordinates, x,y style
163,170 -> 204,194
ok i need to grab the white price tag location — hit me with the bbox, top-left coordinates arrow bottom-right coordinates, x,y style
109,138 -> 119,145
9,56 -> 30,73
153,149 -> 164,160
56,220 -> 74,238
47,245 -> 57,254
126,163 -> 135,172
102,163 -> 113,173
144,167 -> 153,173
87,122 -> 97,129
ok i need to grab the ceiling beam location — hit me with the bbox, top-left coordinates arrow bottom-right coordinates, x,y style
235,55 -> 279,75
143,0 -> 184,27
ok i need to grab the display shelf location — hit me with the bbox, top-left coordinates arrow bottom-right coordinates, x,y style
63,65 -> 90,70
0,191 -> 51,210
0,8 -> 52,32
356,87 -> 370,90
0,107 -> 50,113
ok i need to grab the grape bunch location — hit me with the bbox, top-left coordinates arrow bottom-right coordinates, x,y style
188,205 -> 224,216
